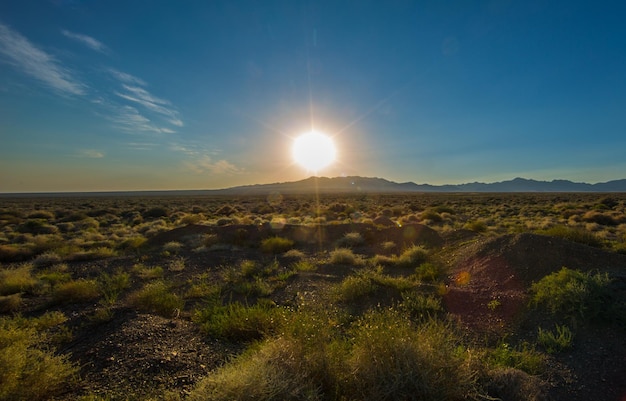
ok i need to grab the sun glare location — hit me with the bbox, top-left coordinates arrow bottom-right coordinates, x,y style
292,131 -> 337,172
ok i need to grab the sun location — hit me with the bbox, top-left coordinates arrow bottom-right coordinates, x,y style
292,130 -> 337,172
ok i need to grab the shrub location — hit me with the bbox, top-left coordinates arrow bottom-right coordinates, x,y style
53,279 -> 100,304
537,324 -> 573,354
260,236 -> 294,254
337,231 -> 364,247
0,293 -> 23,313
188,336 -> 321,401
399,291 -> 443,320
0,315 -> 77,400
193,301 -> 282,341
134,264 -> 164,280
334,274 -> 377,302
99,271 -> 131,304
33,251 -> 63,267
0,264 -> 39,296
142,207 -> 169,218
329,248 -> 361,265
129,281 -> 184,318
292,259 -> 317,272
488,342 -> 545,375
395,245 -> 429,268
540,225 -> 602,248
529,267 -> 612,322
415,262 -> 445,281
342,310 -> 478,400
465,220 -> 488,233
163,241 -> 183,254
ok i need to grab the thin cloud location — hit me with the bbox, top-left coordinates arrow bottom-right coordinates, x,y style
108,68 -> 146,86
0,23 -> 84,95
115,84 -> 183,128
77,149 -> 104,158
110,105 -> 176,134
186,155 -> 242,175
61,29 -> 108,53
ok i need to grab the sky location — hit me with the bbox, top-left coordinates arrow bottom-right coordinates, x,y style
1,1 -> 626,192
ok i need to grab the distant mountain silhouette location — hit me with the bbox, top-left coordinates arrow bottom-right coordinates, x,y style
214,176 -> 626,195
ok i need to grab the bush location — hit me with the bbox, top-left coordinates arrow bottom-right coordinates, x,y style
343,310 -> 478,400
0,315 -> 77,400
337,231 -> 364,247
53,279 -> 100,304
529,267 -> 612,322
537,324 -> 573,354
329,248 -> 362,265
188,336 -> 321,401
395,245 -> 429,268
260,237 -> 294,254
540,225 -> 602,248
142,207 -> 169,219
129,281 -> 184,318
334,274 -> 377,302
488,342 -> 545,375
193,301 -> 282,341
0,264 -> 38,295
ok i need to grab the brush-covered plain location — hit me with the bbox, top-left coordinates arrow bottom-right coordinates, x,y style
1,192 -> 625,400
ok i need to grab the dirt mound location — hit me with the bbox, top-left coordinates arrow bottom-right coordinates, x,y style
444,233 -> 626,335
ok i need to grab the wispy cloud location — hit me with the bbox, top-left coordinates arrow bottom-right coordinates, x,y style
115,84 -> 183,128
110,105 -> 176,134
185,155 -> 242,175
108,68 -> 146,86
0,23 -> 84,95
61,29 -> 108,53
76,149 -> 104,158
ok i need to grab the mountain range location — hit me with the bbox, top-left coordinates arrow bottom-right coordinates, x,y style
214,176 -> 626,195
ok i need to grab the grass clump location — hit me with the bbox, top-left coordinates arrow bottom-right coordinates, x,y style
53,279 -> 100,304
189,308 -> 484,401
488,342 -> 545,375
529,267 -> 613,322
188,336 -> 321,401
395,245 -> 429,268
129,281 -> 184,318
193,301 -> 282,341
0,314 -> 77,400
0,264 -> 38,295
537,324 -> 574,354
539,225 -> 603,248
329,248 -> 362,265
260,236 -> 294,254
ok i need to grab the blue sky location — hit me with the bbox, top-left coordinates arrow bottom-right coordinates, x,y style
1,1 -> 625,192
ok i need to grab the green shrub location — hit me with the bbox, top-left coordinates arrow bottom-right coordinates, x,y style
99,271 -> 131,304
334,274 -> 377,302
193,301 -> 282,341
260,237 -> 294,254
0,264 -> 38,295
0,293 -> 23,313
537,324 -> 573,354
129,281 -> 184,318
53,279 -> 100,304
529,267 -> 612,321
329,248 -> 361,265
188,336 -> 321,401
539,225 -> 602,248
0,315 -> 77,400
465,220 -> 487,233
415,262 -> 445,281
292,259 -> 317,271
343,310 -> 478,400
399,291 -> 443,320
337,231 -> 364,247
488,342 -> 545,375
134,264 -> 164,280
395,245 -> 429,268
